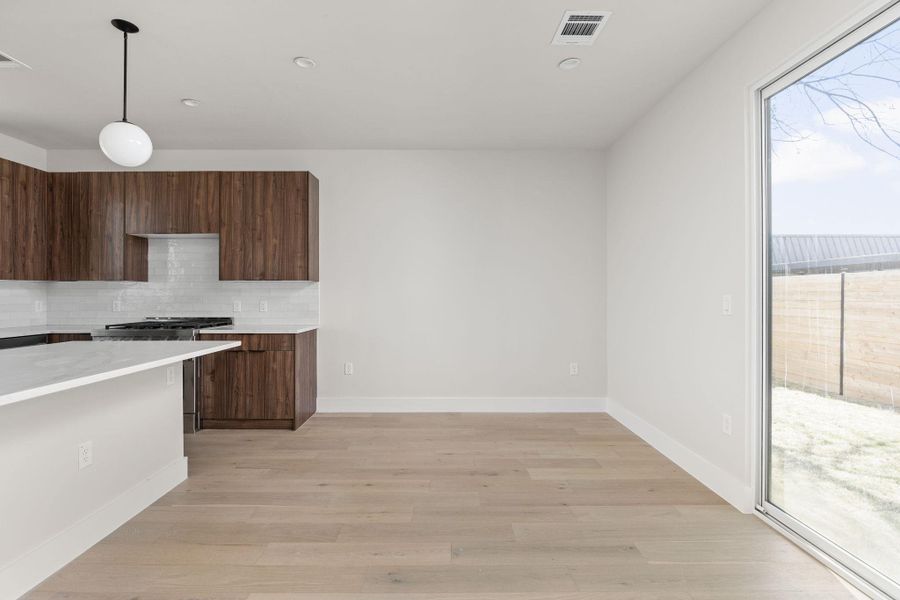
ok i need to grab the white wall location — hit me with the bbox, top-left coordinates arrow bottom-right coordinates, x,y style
49,149 -> 607,409
0,366 -> 186,599
48,238 -> 318,326
604,0 -> 880,510
0,132 -> 46,170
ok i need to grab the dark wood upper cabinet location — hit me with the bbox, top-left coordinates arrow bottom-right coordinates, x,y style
125,171 -> 220,235
48,172 -> 147,281
219,171 -> 319,281
1,159 -> 318,282
0,158 -> 48,280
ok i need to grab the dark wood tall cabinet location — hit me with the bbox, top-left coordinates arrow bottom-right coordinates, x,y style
125,171 -> 220,235
198,331 -> 317,430
219,171 -> 319,281
0,158 -> 48,280
47,172 -> 147,281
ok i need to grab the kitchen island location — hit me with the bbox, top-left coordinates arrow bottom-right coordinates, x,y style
0,340 -> 239,599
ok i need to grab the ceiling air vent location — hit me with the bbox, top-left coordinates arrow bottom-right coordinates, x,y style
551,11 -> 611,46
0,50 -> 30,69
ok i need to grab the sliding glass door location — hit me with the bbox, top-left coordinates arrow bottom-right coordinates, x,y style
762,4 -> 900,597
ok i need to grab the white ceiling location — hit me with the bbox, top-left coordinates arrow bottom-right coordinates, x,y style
0,0 -> 769,150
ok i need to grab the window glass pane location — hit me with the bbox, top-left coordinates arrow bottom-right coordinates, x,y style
767,15 -> 900,588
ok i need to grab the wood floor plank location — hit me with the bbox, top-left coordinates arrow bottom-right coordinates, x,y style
23,414 -> 854,599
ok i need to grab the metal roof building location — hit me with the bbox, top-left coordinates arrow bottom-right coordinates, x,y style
771,235 -> 900,275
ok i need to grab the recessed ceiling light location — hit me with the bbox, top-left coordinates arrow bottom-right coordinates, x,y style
558,57 -> 581,71
180,98 -> 200,108
293,56 -> 317,69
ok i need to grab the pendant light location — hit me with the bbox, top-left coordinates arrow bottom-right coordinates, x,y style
98,19 -> 152,167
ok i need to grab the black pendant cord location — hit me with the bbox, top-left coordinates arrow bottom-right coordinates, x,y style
122,31 -> 128,122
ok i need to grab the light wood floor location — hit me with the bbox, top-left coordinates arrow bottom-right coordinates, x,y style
26,413 -> 855,599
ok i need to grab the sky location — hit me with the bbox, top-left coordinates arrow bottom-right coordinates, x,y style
770,17 -> 900,235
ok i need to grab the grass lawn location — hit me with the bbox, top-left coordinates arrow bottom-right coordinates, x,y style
770,387 -> 900,585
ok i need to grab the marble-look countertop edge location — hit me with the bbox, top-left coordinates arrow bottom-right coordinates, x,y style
0,324 -> 100,340
200,325 -> 319,334
0,340 -> 241,408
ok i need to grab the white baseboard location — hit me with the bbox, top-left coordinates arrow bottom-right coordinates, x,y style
317,396 -> 608,413
606,399 -> 753,513
1,457 -> 187,600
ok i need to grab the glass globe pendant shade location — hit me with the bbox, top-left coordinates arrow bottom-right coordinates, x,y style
98,120 -> 153,167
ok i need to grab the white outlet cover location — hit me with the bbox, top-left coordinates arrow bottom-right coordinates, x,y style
77,441 -> 93,470
344,362 -> 354,375
259,300 -> 268,312
722,414 -> 733,435
33,300 -> 44,312
233,300 -> 242,313
112,300 -> 123,312
569,362 -> 579,376
166,366 -> 177,386
721,294 -> 733,316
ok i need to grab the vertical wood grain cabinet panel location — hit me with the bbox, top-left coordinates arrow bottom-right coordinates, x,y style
47,333 -> 93,343
198,333 -> 315,429
200,350 -> 230,419
267,351 -> 295,419
125,171 -> 219,234
0,158 -> 48,280
220,171 -> 318,281
48,172 -> 147,281
0,159 -> 12,278
294,331 -> 317,428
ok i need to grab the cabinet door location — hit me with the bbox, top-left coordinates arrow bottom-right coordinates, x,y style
126,172 -> 219,234
220,171 -> 310,280
0,159 -> 48,280
199,350 -> 230,420
266,351 -> 295,419
230,351 -> 295,420
48,172 -> 147,281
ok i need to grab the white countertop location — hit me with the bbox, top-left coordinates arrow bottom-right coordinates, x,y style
0,340 -> 240,408
0,323 -> 319,339
201,324 -> 319,334
0,324 -> 99,340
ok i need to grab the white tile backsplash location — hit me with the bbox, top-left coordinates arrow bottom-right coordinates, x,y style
0,281 -> 48,328
47,238 -> 319,326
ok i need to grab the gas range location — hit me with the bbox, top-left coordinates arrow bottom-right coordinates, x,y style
92,317 -> 233,341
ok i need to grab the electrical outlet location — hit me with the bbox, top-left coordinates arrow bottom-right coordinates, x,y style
233,300 -> 242,313
112,300 -> 123,312
721,294 -> 733,316
33,300 -> 45,313
344,362 -> 354,376
722,413 -> 733,436
77,441 -> 93,470
569,362 -> 579,376
166,366 -> 177,386
259,300 -> 268,312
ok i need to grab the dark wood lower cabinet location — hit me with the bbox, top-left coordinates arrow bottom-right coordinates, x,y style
47,333 -> 93,343
198,331 -> 316,430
